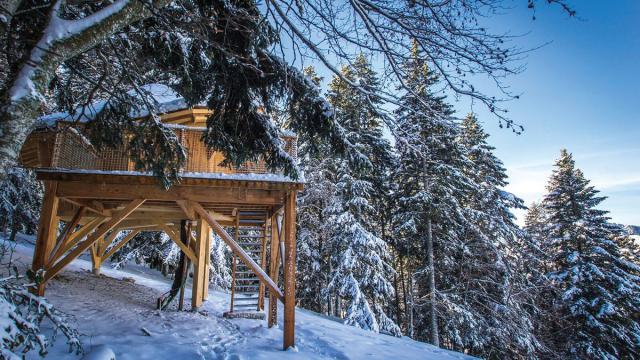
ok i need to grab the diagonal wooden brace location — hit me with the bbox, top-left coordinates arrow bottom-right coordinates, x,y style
162,225 -> 197,263
45,199 -> 145,282
48,216 -> 106,266
103,230 -> 140,260
191,201 -> 284,301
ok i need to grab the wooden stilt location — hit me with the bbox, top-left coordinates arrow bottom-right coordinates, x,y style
31,181 -> 60,296
268,211 -> 282,328
90,239 -> 102,275
202,228 -> 211,302
191,218 -> 208,310
283,191 -> 297,350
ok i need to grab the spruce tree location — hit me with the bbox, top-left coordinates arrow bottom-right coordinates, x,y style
298,58 -> 399,335
543,149 -> 640,358
456,113 -> 540,357
296,66 -> 336,314
392,42 -> 474,347
393,44 -> 539,357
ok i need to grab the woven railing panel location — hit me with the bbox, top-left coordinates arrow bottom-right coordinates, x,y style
47,126 -> 297,175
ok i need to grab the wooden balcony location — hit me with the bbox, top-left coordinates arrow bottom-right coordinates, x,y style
19,109 -> 297,179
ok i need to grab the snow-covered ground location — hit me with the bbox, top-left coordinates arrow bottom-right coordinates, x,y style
7,238 -> 473,360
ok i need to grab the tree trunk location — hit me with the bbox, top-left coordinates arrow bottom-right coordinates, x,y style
426,217 -> 439,347
159,220 -> 190,310
393,253 -> 402,328
408,274 -> 414,339
9,225 -> 18,242
399,255 -> 409,331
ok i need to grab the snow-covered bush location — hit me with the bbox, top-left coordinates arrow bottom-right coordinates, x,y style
0,245 -> 81,358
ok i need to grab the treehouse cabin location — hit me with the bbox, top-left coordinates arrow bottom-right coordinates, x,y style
18,106 -> 302,350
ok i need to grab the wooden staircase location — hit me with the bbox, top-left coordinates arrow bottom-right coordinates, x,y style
224,211 -> 270,319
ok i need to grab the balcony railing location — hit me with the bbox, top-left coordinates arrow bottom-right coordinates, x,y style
19,122 -> 297,177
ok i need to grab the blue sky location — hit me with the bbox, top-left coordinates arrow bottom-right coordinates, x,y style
274,1 -> 639,225
454,1 -> 640,225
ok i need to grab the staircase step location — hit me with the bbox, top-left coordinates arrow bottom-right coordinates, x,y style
234,296 -> 259,301
235,271 -> 254,275
238,242 -> 262,246
233,304 -> 259,309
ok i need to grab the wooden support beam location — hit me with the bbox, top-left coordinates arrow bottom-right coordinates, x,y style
92,228 -> 121,275
90,239 -> 102,275
116,219 -> 176,229
48,217 -> 106,266
48,206 -> 85,266
121,222 -> 176,230
100,229 -> 122,256
191,202 -> 284,301
103,230 -> 140,260
45,199 -> 145,282
191,218 -> 209,310
56,181 -> 286,205
202,228 -> 211,302
268,211 -> 282,328
162,225 -> 197,263
176,200 -> 196,220
60,198 -> 110,217
32,181 -> 60,296
283,191 -> 297,350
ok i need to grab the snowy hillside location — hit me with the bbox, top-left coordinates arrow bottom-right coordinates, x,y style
6,239 -> 472,360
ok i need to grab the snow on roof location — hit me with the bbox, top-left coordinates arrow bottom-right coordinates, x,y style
37,168 -> 305,184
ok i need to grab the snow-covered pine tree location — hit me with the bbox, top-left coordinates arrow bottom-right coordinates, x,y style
296,153 -> 337,312
393,43 -> 540,357
209,233 -> 232,291
0,167 -> 43,241
614,230 -> 640,267
392,40 -> 477,347
323,158 -> 399,336
524,202 -> 547,247
295,66 -> 336,313
297,58 -> 399,335
455,113 -> 540,357
542,149 -> 640,359
522,201 -> 561,357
